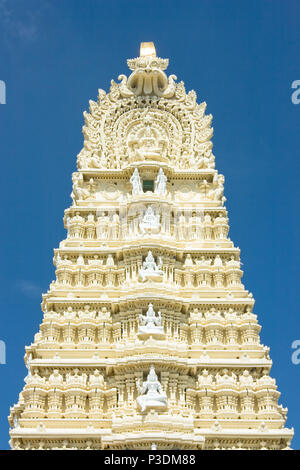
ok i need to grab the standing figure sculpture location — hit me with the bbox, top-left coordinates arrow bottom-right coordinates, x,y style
130,168 -> 143,195
154,168 -> 167,196
136,365 -> 167,412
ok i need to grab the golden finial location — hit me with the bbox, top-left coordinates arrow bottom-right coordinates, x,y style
140,42 -> 156,57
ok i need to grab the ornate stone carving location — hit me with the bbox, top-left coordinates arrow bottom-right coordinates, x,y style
138,251 -> 163,282
139,206 -> 160,235
136,365 -> 167,412
130,168 -> 143,195
138,303 -> 164,339
154,168 -> 167,196
76,49 -> 214,171
9,43 -> 293,451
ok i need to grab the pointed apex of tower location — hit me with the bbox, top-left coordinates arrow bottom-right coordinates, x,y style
140,42 -> 156,57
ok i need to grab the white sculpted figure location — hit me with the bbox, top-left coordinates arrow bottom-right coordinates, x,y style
215,369 -> 237,386
66,369 -> 87,386
197,256 -> 212,267
89,370 -> 104,387
213,255 -> 223,267
138,251 -> 163,282
13,415 -> 20,429
154,168 -> 167,196
226,256 -> 240,268
208,173 -> 226,205
71,173 -> 94,203
198,369 -> 214,387
128,119 -> 168,163
48,369 -> 64,386
138,303 -> 164,339
139,206 -> 160,235
136,365 -> 167,412
239,370 -> 254,387
130,168 -> 143,195
96,212 -> 109,239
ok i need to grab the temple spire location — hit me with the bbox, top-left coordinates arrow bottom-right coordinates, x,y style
9,45 -> 293,451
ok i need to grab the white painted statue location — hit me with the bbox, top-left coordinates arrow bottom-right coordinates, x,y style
130,168 -> 143,195
136,365 -> 167,412
213,255 -> 223,267
139,206 -> 160,235
226,256 -> 240,268
138,251 -> 163,282
138,303 -> 164,339
154,168 -> 167,196
13,415 -> 19,429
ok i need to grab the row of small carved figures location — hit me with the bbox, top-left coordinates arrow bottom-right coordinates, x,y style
42,306 -> 255,320
15,379 -> 282,419
37,321 -> 261,344
71,169 -> 225,204
9,441 -> 289,451
65,211 -> 229,240
54,253 -> 240,269
52,270 -> 243,289
18,369 -> 278,390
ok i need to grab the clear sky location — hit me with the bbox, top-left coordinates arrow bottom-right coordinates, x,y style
0,0 -> 299,450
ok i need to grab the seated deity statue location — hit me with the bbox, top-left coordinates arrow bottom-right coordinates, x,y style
48,370 -> 64,386
139,206 -> 161,235
213,255 -> 223,267
239,370 -> 254,387
89,370 -> 104,387
138,251 -> 163,282
128,121 -> 168,163
208,173 -> 226,205
77,254 -> 85,266
184,254 -> 194,267
25,371 -> 45,385
88,255 -> 103,266
226,256 -> 240,268
78,305 -> 95,320
106,254 -> 115,267
198,369 -> 214,387
64,306 -> 76,320
136,365 -> 167,412
138,303 -> 164,339
70,212 -> 84,224
154,168 -> 167,196
196,256 -> 212,267
56,254 -> 72,267
130,168 -> 143,195
71,172 -> 94,203
215,213 -> 228,225
66,369 -> 87,386
224,307 -> 237,321
257,374 -> 276,387
215,369 -> 237,386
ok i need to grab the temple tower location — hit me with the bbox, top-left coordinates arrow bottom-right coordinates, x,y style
9,43 -> 293,450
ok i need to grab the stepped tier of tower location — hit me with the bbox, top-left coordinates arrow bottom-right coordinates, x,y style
9,44 -> 293,450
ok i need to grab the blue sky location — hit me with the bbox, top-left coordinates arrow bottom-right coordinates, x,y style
0,0 -> 299,450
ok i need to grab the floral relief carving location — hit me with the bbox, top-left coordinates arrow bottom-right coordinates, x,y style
76,52 -> 215,171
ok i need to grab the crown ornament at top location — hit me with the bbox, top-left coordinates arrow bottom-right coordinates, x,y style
77,42 -> 215,171
120,42 -> 177,98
